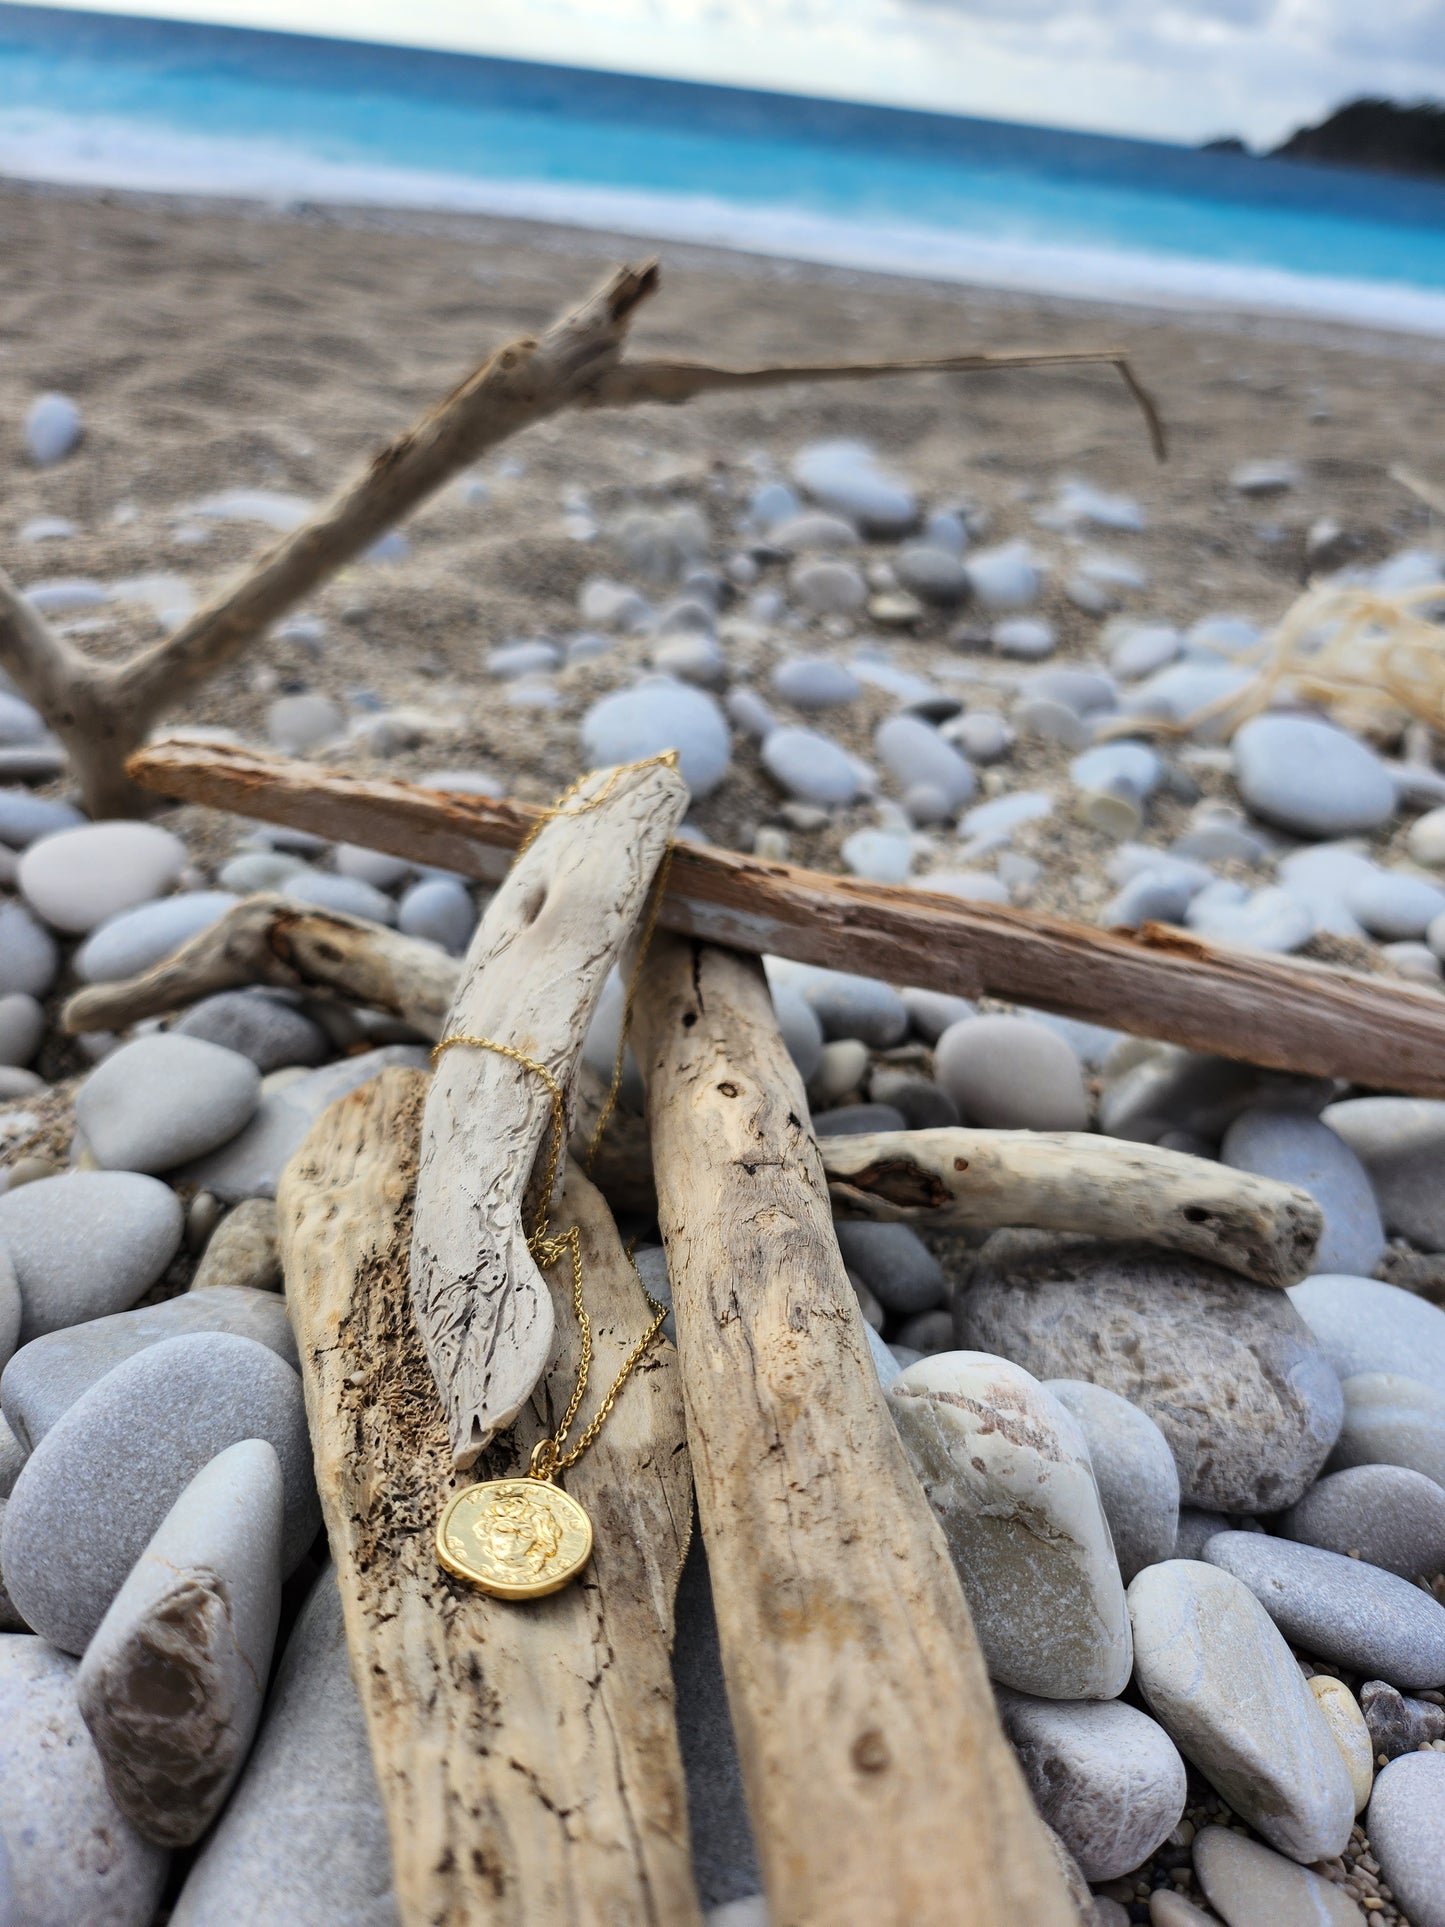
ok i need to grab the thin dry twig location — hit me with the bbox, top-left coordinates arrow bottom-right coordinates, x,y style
0,260 -> 1163,816
596,347 -> 1167,459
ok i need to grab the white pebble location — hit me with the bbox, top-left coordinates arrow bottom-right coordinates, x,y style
24,392 -> 83,467
964,540 -> 1044,609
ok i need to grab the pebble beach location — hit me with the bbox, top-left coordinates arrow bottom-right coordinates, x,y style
4,175 -> 1445,1925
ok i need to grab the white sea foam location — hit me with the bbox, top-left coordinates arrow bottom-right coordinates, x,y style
3,107 -> 1444,335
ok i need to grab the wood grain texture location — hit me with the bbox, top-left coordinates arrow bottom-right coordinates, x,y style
821,1126 -> 1322,1288
130,737 -> 1445,1094
630,934 -> 1075,1927
411,756 -> 687,1468
277,1068 -> 699,1927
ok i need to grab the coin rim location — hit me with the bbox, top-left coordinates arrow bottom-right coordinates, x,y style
436,1477 -> 594,1600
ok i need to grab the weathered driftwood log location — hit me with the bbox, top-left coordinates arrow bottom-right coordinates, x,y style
412,757 -> 687,1469
128,738 -> 1445,1094
822,1127 -> 1322,1288
62,893 -> 458,1038
0,260 -> 1159,817
630,933 -> 1075,1926
277,1068 -> 699,1927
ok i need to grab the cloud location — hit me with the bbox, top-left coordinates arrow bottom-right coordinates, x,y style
889,0 -> 1445,140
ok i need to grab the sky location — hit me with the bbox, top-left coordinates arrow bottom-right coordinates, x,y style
24,0 -> 1445,147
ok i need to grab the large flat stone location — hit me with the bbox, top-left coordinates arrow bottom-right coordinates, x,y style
1045,1379 -> 1179,1584
1221,1110 -> 1384,1276
1232,716 -> 1395,840
180,1046 -> 429,1200
1366,1752 -> 1445,1927
1192,1823 -> 1364,1927
76,1033 -> 262,1175
2,1332 -> 317,1654
1330,1371 -> 1445,1486
18,821 -> 187,934
74,892 -> 238,984
1322,1098 -> 1445,1251
170,1567 -> 399,1927
0,1171 -> 183,1344
77,1440 -> 285,1847
957,1232 -> 1342,1513
1281,1463 -> 1445,1581
996,1687 -> 1186,1881
0,1635 -> 168,1925
1204,1529 -> 1445,1689
1288,1273 -> 1445,1394
1,1284 -> 296,1451
1128,1559 -> 1355,1863
889,1352 -> 1131,1699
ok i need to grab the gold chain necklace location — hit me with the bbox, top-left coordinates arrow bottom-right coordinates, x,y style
430,754 -> 678,1601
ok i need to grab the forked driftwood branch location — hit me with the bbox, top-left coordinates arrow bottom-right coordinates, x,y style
125,739 -> 1445,1094
629,933 -> 1075,1925
410,757 -> 687,1469
822,1127 -> 1321,1287
277,1069 -> 698,1926
0,261 -> 1161,817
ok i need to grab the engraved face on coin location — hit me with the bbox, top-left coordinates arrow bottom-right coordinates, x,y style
436,1478 -> 593,1599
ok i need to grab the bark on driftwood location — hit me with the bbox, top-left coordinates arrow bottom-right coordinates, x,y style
821,1127 -> 1322,1288
129,738 -> 1445,1095
630,933 -> 1075,1926
277,1067 -> 699,1927
0,262 -> 1160,817
411,756 -> 687,1469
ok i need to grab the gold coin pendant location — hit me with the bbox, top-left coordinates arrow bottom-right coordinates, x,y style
436,1478 -> 593,1600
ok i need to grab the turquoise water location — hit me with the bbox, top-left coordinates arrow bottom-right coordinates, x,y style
2,3 -> 1445,329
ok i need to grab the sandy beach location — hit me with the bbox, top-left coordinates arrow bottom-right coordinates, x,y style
3,174 -> 1444,913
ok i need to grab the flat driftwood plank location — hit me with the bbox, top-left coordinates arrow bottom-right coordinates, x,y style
629,933 -> 1076,1926
129,738 -> 1445,1094
277,1067 -> 699,1927
821,1126 -> 1322,1288
411,756 -> 687,1469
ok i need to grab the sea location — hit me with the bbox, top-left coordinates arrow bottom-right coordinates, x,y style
2,2 -> 1445,334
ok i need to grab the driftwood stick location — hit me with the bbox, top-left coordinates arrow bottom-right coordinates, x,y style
821,1128 -> 1321,1289
130,738 -> 1445,1095
61,894 -> 459,1038
630,933 -> 1074,1926
278,1068 -> 699,1927
411,757 -> 687,1470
